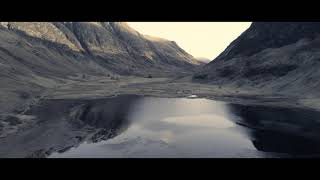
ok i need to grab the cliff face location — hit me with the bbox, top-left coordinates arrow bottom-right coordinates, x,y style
194,22 -> 320,97
0,22 -> 200,113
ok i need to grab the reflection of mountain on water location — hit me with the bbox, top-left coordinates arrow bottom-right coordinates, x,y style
68,95 -> 142,142
227,104 -> 320,156
0,95 -> 142,158
4,94 -> 320,158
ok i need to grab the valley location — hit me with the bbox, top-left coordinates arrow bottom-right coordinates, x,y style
1,22 -> 320,158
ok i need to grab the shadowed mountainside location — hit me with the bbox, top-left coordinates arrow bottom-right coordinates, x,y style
194,22 -> 320,98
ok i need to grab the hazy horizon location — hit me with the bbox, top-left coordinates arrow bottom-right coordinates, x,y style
128,22 -> 252,61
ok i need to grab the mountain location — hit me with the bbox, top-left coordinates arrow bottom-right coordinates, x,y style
196,57 -> 211,63
0,22 -> 200,113
193,22 -> 320,97
0,22 -> 200,76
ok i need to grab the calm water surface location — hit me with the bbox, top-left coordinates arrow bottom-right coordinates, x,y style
48,95 -> 320,158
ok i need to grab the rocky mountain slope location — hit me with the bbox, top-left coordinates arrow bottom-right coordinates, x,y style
0,22 -> 200,113
0,22 -> 200,75
193,22 -> 320,98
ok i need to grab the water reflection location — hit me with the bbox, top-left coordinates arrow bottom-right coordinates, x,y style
50,95 -> 320,158
50,96 -> 264,158
227,104 -> 320,156
68,95 -> 142,142
162,114 -> 234,128
3,94 -> 320,158
0,95 -> 142,158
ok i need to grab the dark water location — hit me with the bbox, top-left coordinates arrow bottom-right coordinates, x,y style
44,95 -> 320,158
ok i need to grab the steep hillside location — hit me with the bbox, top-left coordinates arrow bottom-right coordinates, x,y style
0,22 -> 200,113
1,22 -> 200,75
194,22 -> 320,98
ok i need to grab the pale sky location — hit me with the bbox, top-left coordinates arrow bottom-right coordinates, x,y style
128,22 -> 252,61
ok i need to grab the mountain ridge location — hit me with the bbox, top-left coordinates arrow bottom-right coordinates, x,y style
194,22 -> 320,98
